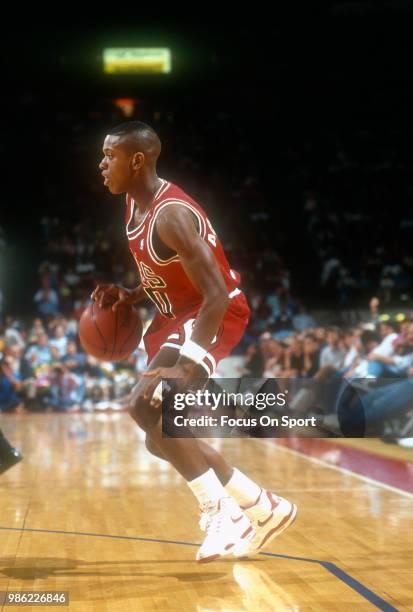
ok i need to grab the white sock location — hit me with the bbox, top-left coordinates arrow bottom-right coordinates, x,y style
187,468 -> 229,506
225,468 -> 262,508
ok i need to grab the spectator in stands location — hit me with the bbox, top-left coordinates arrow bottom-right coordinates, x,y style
365,323 -> 413,378
61,339 -> 86,374
28,318 -> 46,343
263,340 -> 284,377
369,297 -> 381,325
240,344 -> 264,378
3,317 -> 25,350
46,364 -> 85,412
49,324 -> 68,357
292,303 -> 316,332
282,337 -> 305,377
302,334 -> 321,377
25,332 -> 52,368
344,329 -> 380,379
320,328 -> 345,369
342,328 -> 361,371
0,357 -> 22,412
367,320 -> 399,377
265,286 -> 282,320
34,287 -> 59,319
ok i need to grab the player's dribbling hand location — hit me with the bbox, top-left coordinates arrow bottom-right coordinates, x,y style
91,284 -> 136,312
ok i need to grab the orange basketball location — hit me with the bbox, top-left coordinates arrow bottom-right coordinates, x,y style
78,302 -> 143,362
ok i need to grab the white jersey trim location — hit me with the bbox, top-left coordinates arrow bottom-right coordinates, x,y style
126,201 -> 149,236
126,180 -> 170,238
127,225 -> 145,241
154,180 -> 170,201
126,194 -> 134,226
147,199 -> 207,266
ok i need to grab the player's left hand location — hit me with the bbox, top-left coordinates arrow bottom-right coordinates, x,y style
143,364 -> 191,407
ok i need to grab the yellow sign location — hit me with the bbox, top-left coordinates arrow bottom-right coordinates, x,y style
103,48 -> 171,74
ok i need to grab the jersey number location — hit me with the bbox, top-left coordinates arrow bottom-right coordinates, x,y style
137,261 -> 175,319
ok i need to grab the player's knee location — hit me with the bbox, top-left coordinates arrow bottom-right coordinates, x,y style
128,393 -> 161,433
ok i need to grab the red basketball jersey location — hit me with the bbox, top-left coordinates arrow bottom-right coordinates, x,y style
125,179 -> 246,320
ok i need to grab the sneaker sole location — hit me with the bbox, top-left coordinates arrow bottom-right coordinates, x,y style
197,553 -> 222,564
197,541 -> 238,564
197,525 -> 254,564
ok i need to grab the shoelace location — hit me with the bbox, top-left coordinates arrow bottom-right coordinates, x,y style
199,501 -> 216,532
199,511 -> 210,532
199,500 -> 226,534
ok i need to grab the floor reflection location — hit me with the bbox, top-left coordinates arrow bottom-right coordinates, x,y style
196,562 -> 299,612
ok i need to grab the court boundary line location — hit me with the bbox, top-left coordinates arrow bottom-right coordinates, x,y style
251,438 -> 413,499
0,525 -> 398,611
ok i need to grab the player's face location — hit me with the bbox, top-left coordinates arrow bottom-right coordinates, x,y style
99,135 -> 134,195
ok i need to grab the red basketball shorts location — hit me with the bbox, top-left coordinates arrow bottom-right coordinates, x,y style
143,292 -> 250,376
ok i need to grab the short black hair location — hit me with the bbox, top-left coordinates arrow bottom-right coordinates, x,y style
108,120 -> 157,139
360,330 -> 380,347
326,326 -> 342,335
304,333 -> 317,341
107,121 -> 161,158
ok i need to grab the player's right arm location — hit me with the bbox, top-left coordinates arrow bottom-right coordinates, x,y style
91,283 -> 146,311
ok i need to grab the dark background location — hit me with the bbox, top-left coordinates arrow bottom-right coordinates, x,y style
2,3 -> 413,315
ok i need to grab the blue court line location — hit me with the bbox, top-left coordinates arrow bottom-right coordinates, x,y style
0,525 -> 397,611
320,561 -> 399,612
260,551 -> 398,611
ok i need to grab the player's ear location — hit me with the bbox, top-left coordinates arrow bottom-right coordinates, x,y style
132,152 -> 145,170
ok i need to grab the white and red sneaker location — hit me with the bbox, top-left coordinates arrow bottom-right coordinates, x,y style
196,497 -> 255,563
233,490 -> 297,557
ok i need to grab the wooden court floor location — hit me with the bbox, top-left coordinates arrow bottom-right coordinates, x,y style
0,413 -> 412,611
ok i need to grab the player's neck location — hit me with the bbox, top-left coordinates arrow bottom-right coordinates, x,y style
129,175 -> 163,212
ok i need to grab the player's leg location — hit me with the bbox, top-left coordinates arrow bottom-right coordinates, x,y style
0,429 -> 23,475
128,346 -> 255,562
136,346 -> 297,557
139,345 -> 234,482
145,435 -> 234,483
145,417 -> 297,557
128,344 -> 225,481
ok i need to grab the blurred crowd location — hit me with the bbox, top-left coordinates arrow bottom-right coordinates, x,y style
241,298 -> 411,380
2,274 -> 413,445
0,312 -> 150,414
240,297 -> 413,446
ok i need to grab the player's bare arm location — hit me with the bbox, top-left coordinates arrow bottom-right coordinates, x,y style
143,204 -> 230,396
158,204 -> 230,347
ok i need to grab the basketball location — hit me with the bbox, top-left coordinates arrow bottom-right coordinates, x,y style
78,302 -> 143,361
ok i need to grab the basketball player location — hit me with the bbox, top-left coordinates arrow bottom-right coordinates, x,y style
93,121 -> 297,562
0,429 -> 22,475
